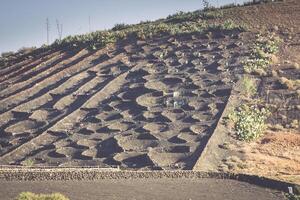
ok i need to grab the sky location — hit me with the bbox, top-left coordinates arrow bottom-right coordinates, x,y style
0,0 -> 248,53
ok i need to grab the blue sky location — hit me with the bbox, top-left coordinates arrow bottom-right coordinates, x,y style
0,0 -> 248,53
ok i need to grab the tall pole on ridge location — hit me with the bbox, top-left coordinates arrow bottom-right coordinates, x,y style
89,16 -> 91,32
46,18 -> 50,45
56,19 -> 63,40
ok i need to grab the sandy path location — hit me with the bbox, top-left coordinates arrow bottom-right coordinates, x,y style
0,178 -> 285,200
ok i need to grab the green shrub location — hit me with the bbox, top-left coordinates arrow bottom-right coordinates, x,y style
244,34 -> 280,74
16,192 -> 69,200
112,23 -> 130,31
228,104 -> 270,141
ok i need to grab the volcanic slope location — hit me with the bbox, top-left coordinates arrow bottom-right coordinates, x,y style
0,0 -> 299,170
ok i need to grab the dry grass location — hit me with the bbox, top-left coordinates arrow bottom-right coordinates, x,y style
16,192 -> 69,200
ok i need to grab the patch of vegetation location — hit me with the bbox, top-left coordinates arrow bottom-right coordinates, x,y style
22,159 -> 34,167
244,34 -> 281,74
166,11 -> 201,23
53,19 -> 244,51
0,51 -> 15,66
0,47 -> 36,60
290,119 -> 299,129
164,8 -> 223,23
202,10 -> 224,19
239,76 -> 257,98
210,20 -> 245,31
0,46 -> 38,68
255,34 -> 280,54
17,47 -> 36,55
1,51 -> 14,58
112,23 -> 130,31
286,194 -> 300,200
228,104 -> 270,141
15,192 -> 69,200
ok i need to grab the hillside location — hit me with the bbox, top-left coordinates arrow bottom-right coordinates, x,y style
0,0 -> 299,186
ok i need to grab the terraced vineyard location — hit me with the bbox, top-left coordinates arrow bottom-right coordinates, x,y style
0,28 -> 253,169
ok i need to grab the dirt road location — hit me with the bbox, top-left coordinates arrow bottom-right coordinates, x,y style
0,178 -> 285,200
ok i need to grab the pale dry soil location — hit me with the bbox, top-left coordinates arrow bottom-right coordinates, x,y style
219,130 -> 300,185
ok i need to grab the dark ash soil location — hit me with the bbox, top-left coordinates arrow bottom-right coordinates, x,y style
0,178 -> 285,200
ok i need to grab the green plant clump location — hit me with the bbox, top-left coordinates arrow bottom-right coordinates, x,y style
206,20 -> 246,32
244,34 -> 280,74
228,104 -> 270,141
255,35 -> 280,54
112,23 -> 130,31
286,194 -> 300,200
16,192 -> 69,200
23,159 -> 34,167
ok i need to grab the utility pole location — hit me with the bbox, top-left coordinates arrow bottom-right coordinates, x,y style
56,19 -> 63,40
60,24 -> 63,39
89,16 -> 91,32
46,18 -> 50,45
